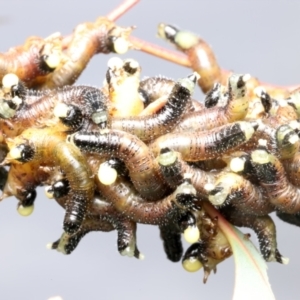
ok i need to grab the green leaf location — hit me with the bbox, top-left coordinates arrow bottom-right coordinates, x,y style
229,225 -> 275,300
203,202 -> 276,300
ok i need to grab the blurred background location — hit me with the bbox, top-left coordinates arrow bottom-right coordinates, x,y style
0,0 -> 299,299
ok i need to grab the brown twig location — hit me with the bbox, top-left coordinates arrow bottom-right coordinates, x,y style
62,0 -> 140,50
107,0 -> 140,21
130,36 -> 300,93
130,36 -> 191,67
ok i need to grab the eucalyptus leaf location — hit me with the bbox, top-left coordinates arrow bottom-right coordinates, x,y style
203,202 -> 276,300
229,225 -> 275,300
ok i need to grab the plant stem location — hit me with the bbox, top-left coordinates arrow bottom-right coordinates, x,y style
130,36 -> 299,92
107,0 -> 140,21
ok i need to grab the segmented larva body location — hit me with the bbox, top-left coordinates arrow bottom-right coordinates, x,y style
5,128 -> 94,235
0,84 -> 108,137
33,18 -> 133,89
174,73 -> 250,133
89,195 -> 142,259
160,223 -> 183,262
221,206 -> 284,263
70,129 -> 167,200
182,208 -> 232,283
208,172 -> 274,215
251,147 -> 300,214
0,35 -> 62,87
158,24 -> 222,93
48,178 -> 142,258
0,13 -> 134,90
157,148 -> 216,199
150,121 -> 257,161
94,174 -> 197,226
139,76 -> 175,104
110,74 -> 196,142
2,161 -> 49,203
2,2 -> 300,284
283,153 -> 300,187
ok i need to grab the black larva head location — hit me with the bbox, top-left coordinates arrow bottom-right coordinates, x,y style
123,60 -> 139,75
260,91 -> 272,113
106,35 -> 118,53
138,88 -> 150,107
183,242 -> 202,261
52,179 -> 70,198
176,193 -> 197,210
39,55 -> 56,73
60,104 -> 83,131
205,83 -> 221,108
158,23 -> 179,42
107,158 -> 128,178
106,67 -> 112,84
178,211 -> 197,231
11,83 -> 26,100
22,190 -> 37,207
14,144 -> 35,162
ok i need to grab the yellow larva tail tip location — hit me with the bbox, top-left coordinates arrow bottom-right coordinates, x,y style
183,226 -> 200,244
44,53 -> 61,69
98,163 -> 118,185
281,256 -> 289,265
158,149 -> 177,166
113,38 -> 129,54
107,57 -> 123,69
17,204 -> 34,217
138,253 -> 145,260
9,147 -> 22,160
230,157 -> 245,173
2,73 -> 19,90
242,73 -> 251,82
251,149 -> 270,164
45,186 -> 54,199
53,103 -> 69,118
182,257 -> 203,273
46,243 -> 54,250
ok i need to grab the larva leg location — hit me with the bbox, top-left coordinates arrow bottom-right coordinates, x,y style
49,213 -> 115,255
117,219 -> 142,259
159,223 -> 183,262
49,180 -> 142,258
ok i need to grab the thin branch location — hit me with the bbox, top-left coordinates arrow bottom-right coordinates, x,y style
62,0 -> 140,49
130,36 -> 191,67
106,0 -> 140,21
130,36 -> 300,92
